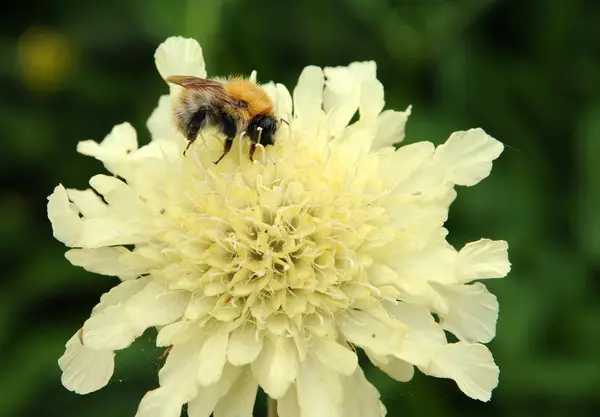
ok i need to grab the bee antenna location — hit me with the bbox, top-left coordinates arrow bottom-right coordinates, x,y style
279,118 -> 289,126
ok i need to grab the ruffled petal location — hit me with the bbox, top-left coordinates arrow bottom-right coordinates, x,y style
367,351 -> 414,382
341,367 -> 385,417
65,247 -> 140,280
297,354 -> 344,417
456,239 -> 511,283
154,36 -> 206,81
433,128 -> 504,186
47,185 -> 82,247
251,335 -> 298,399
227,325 -> 263,366
213,367 -> 258,417
425,342 -> 499,402
372,106 -> 412,150
434,282 -> 498,343
197,325 -> 229,386
313,339 -> 358,376
147,94 -> 179,141
58,332 -> 114,394
135,387 -> 184,417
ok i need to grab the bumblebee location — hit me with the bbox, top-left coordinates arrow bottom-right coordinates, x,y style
166,75 -> 279,163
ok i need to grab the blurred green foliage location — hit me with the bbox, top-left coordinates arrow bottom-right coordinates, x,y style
1,0 -> 599,416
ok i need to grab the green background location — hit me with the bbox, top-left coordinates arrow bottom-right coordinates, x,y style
1,0 -> 599,416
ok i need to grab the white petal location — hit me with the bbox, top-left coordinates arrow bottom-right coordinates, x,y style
47,185 -> 82,247
197,327 -> 229,386
313,339 -> 358,376
135,387 -> 184,417
297,354 -> 343,417
367,351 -> 414,382
159,336 -> 204,400
457,239 -> 511,283
227,325 -> 263,366
77,123 -> 138,174
66,188 -> 108,217
338,310 -> 403,356
384,302 -> 446,367
78,216 -> 147,249
125,281 -> 189,329
65,247 -> 140,280
91,277 -> 151,316
251,335 -> 298,399
425,342 -> 499,402
341,367 -> 385,417
433,128 -> 504,186
377,141 -> 435,189
188,364 -> 242,417
213,368 -> 258,417
276,83 -> 293,120
155,36 -> 206,80
293,66 -> 324,120
358,78 -> 384,125
372,106 -> 412,150
434,282 -> 498,343
156,321 -> 196,347
82,305 -> 139,350
147,94 -> 179,141
58,332 -> 115,394
323,65 -> 359,136
278,385 -> 301,417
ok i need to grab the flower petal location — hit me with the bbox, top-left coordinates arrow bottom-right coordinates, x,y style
433,128 -> 503,186
293,66 -> 324,120
367,351 -> 414,382
297,354 -> 344,417
213,367 -> 258,417
277,385 -> 301,417
58,332 -> 115,394
227,325 -> 263,366
425,342 -> 499,402
251,335 -> 298,399
435,282 -> 498,343
47,185 -> 82,247
456,239 -> 511,283
147,94 -> 179,141
372,106 -> 412,150
154,36 -> 206,81
341,367 -> 385,417
135,387 -> 184,417
65,247 -> 139,280
313,339 -> 358,376
159,336 -> 203,400
187,364 -> 242,417
338,310 -> 403,356
65,188 -> 108,217
197,325 -> 229,386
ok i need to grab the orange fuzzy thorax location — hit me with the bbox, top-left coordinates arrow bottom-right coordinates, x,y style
224,79 -> 273,117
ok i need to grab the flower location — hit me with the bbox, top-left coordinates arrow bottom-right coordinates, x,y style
49,36 -> 510,417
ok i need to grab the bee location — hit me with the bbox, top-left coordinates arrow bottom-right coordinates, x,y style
166,75 -> 279,164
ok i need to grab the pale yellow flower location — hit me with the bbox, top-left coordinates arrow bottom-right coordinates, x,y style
49,37 -> 510,417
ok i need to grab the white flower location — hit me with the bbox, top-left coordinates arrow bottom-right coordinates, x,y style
49,36 -> 510,416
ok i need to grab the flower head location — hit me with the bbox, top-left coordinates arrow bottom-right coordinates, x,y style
49,36 -> 510,416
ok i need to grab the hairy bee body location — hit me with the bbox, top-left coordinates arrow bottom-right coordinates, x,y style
167,76 -> 278,163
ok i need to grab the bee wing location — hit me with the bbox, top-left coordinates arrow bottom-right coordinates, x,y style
166,75 -> 226,92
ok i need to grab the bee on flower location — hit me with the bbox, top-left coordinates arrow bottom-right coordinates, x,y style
49,36 -> 510,417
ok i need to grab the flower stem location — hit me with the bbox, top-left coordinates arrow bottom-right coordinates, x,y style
267,397 -> 278,417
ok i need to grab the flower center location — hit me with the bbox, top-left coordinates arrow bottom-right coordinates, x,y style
150,138 -> 390,333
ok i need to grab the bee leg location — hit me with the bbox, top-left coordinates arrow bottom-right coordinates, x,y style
214,137 -> 233,164
214,113 -> 237,164
183,109 -> 208,156
248,143 -> 257,161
